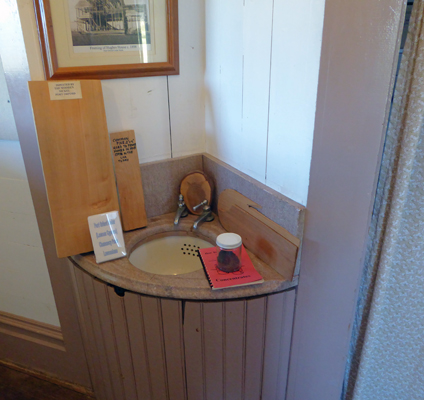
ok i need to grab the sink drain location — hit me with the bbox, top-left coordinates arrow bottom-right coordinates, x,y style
129,235 -> 213,275
181,243 -> 201,257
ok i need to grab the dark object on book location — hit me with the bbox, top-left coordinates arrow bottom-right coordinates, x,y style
217,250 -> 241,272
199,246 -> 264,290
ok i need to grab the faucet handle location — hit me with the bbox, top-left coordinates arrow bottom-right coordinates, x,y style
178,194 -> 186,207
193,199 -> 208,211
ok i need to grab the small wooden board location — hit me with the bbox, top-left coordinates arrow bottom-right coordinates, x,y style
28,80 -> 119,258
180,171 -> 213,215
218,189 -> 300,280
110,130 -> 147,231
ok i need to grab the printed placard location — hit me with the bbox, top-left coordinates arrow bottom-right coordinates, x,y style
48,81 -> 82,100
88,211 -> 126,263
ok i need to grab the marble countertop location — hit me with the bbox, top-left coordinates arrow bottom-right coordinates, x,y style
71,213 -> 298,300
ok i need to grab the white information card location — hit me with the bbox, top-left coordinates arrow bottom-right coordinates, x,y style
88,211 -> 126,263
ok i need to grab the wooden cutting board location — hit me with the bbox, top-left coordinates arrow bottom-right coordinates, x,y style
218,189 -> 300,280
180,171 -> 213,215
110,130 -> 147,231
29,80 -> 119,258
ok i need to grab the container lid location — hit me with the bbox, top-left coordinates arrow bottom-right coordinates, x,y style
216,233 -> 242,249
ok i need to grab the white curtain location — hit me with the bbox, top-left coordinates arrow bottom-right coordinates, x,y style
344,1 -> 424,399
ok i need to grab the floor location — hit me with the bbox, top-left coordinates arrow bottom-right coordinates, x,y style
0,365 -> 94,400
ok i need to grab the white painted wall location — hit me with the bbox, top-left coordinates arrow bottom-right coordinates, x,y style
0,140 -> 60,326
0,57 -> 18,141
20,0 -> 324,200
1,0 -> 206,326
3,0 -> 324,324
19,0 -> 206,164
0,27 -> 59,325
205,0 -> 325,205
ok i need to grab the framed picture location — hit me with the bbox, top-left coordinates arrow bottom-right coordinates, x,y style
34,0 -> 179,80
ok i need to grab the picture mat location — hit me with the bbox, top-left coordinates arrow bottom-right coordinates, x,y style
50,0 -> 168,68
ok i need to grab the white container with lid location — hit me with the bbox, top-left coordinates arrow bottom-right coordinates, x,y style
216,233 -> 242,273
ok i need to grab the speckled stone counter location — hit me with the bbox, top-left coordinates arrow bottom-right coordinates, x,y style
71,213 -> 298,300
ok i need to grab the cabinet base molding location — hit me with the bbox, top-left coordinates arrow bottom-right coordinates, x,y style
0,310 -> 64,351
0,359 -> 94,397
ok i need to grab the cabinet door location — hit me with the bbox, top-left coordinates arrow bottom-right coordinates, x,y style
184,290 -> 296,400
73,267 -> 186,400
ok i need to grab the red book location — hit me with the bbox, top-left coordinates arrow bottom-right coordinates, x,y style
199,246 -> 264,290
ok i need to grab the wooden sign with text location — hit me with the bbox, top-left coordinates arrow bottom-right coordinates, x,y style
110,130 -> 147,231
29,80 -> 119,258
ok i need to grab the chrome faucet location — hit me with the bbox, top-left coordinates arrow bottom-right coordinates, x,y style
174,194 -> 188,225
192,200 -> 214,230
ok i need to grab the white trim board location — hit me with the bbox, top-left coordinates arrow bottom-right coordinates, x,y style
0,310 -> 64,351
286,0 -> 407,399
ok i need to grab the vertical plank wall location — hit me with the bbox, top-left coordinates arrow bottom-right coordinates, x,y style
20,0 -> 325,205
81,0 -> 207,165
205,0 -> 326,205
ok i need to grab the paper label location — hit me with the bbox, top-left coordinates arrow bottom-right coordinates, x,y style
48,81 -> 82,101
88,211 -> 126,263
111,133 -> 137,164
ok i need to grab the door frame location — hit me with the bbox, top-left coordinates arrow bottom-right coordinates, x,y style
0,0 -> 91,389
286,0 -> 406,399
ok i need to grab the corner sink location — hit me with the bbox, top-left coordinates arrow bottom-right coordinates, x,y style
129,235 -> 213,275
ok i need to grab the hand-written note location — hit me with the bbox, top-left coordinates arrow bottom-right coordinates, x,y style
112,136 -> 137,163
109,130 -> 147,231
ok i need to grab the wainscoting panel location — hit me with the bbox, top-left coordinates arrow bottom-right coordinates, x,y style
73,265 -> 296,400
161,299 -> 187,400
108,286 -> 138,400
74,268 -> 112,400
183,301 -> 204,400
244,296 -> 267,400
184,293 -> 296,400
224,300 -> 246,400
262,289 -> 296,399
124,292 -> 153,400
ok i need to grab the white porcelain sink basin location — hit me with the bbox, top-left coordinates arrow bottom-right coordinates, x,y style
129,235 -> 213,275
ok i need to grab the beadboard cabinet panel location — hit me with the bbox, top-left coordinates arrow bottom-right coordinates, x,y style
73,268 -> 111,400
140,296 -> 169,400
72,266 -> 295,400
161,299 -> 187,400
224,301 -> 246,400
183,302 -> 205,400
245,296 -> 267,400
203,302 -> 225,399
108,286 -> 139,400
184,294 -> 296,400
92,280 -> 126,400
262,289 -> 296,399
124,292 -> 153,400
